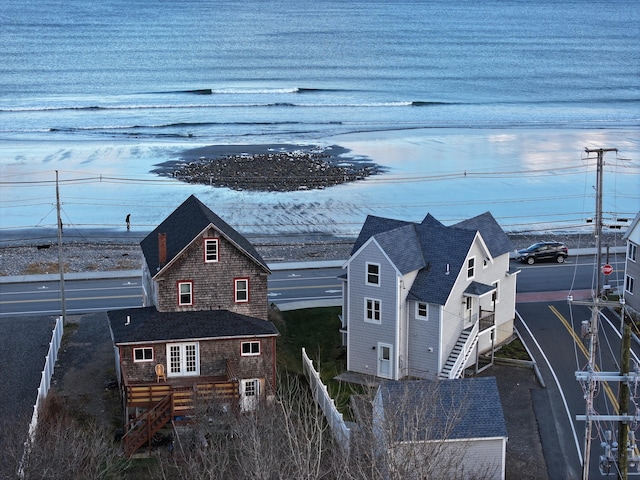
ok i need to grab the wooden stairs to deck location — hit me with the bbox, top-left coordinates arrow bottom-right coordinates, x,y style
122,393 -> 173,457
121,381 -> 241,457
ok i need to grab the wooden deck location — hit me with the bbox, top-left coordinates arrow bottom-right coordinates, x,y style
124,375 -> 239,411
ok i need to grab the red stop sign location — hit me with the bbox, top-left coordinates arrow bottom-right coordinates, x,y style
602,264 -> 613,275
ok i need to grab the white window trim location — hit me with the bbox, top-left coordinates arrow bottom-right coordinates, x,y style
625,275 -> 635,295
366,262 -> 381,286
365,297 -> 381,324
240,378 -> 261,412
166,342 -> 200,377
235,278 -> 249,303
467,257 -> 476,279
204,238 -> 219,263
629,242 -> 637,262
178,281 -> 193,306
241,341 -> 261,356
133,347 -> 154,363
416,302 -> 428,320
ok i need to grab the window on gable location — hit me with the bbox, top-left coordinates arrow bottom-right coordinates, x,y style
178,281 -> 193,306
133,347 -> 153,362
467,257 -> 475,279
365,298 -> 381,324
629,243 -> 637,262
366,263 -> 380,286
241,341 -> 261,356
204,238 -> 219,263
235,278 -> 249,303
416,302 -> 428,320
626,275 -> 635,295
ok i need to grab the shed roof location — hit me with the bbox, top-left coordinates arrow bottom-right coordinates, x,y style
107,307 -> 279,346
377,377 -> 507,442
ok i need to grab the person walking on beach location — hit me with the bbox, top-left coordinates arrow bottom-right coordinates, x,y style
126,214 -> 131,231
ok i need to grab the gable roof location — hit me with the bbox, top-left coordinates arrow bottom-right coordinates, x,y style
351,211 -> 512,305
141,195 -> 269,276
377,377 -> 507,442
351,215 -> 414,255
107,307 -> 279,346
623,211 -> 640,240
453,211 -> 514,258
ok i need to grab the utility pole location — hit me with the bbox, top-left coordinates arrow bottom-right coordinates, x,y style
56,170 -> 67,326
575,148 -> 615,479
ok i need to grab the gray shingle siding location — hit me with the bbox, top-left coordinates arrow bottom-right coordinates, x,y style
141,194 -> 269,276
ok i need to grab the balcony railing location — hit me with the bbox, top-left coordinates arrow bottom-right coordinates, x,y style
479,310 -> 495,332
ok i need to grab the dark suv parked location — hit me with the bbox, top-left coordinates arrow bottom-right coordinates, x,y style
516,242 -> 569,264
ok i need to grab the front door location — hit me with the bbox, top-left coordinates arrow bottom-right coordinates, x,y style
377,343 -> 393,379
240,378 -> 260,412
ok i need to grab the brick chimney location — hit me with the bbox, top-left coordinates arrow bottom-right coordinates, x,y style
158,233 -> 167,267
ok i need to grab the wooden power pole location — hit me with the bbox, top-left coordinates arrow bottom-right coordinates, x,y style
574,147 -> 638,480
56,170 -> 67,326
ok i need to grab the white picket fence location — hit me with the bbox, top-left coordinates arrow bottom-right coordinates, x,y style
301,347 -> 350,454
19,315 -> 64,478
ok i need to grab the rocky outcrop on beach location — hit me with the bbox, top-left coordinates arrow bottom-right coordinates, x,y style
160,147 -> 381,192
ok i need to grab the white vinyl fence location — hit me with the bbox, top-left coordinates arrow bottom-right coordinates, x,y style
301,347 -> 350,454
20,315 -> 64,477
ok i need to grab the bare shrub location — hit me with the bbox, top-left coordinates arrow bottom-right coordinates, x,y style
18,393 -> 128,480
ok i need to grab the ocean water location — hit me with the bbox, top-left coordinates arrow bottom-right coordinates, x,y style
0,0 -> 638,241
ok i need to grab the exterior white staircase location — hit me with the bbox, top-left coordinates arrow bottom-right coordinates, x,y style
438,322 -> 479,379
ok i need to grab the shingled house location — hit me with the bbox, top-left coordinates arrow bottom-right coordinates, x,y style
340,212 -> 518,381
107,195 -> 278,456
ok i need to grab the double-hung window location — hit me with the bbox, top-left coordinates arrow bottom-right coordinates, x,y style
626,275 -> 635,295
467,257 -> 475,279
204,238 -> 219,263
241,341 -> 261,356
365,298 -> 381,324
178,281 -> 193,306
629,243 -> 637,262
133,347 -> 153,362
416,302 -> 428,320
167,342 -> 199,377
235,278 -> 249,303
366,262 -> 380,286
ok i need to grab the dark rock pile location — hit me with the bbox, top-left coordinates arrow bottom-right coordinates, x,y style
166,149 -> 381,192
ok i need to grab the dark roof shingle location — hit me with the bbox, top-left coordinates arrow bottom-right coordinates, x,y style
378,377 -> 507,442
352,211 -> 510,305
108,307 -> 279,345
140,195 -> 269,275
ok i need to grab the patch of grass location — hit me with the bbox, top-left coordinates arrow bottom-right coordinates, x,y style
277,306 -> 344,381
276,306 -> 363,415
494,337 -> 531,361
24,261 -> 68,274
